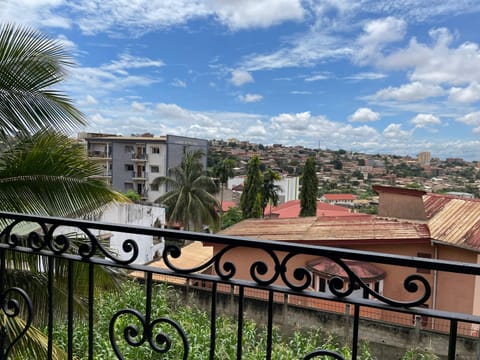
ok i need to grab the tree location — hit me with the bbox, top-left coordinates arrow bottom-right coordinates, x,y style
213,158 -> 236,227
299,157 -> 318,217
240,156 -> 264,219
262,169 -> 281,218
154,148 -> 219,231
0,24 -> 125,359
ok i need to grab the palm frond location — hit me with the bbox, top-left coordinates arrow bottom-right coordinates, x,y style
0,23 -> 84,139
0,131 -> 128,216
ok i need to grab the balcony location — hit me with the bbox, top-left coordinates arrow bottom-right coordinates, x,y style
132,171 -> 147,181
131,153 -> 147,162
87,151 -> 111,160
0,211 -> 479,359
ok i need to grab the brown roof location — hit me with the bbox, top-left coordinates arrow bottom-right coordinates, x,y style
424,193 -> 480,250
130,241 -> 213,284
307,257 -> 385,282
220,216 -> 430,246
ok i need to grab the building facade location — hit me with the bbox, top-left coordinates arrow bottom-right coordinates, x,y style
79,133 -> 208,203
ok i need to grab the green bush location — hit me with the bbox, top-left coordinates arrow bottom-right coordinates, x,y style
52,281 -> 379,359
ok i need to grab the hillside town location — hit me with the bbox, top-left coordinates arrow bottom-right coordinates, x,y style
208,138 -> 480,209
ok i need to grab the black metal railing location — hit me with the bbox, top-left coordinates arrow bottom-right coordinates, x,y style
0,211 -> 479,359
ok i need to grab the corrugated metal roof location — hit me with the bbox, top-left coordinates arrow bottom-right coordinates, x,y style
424,194 -> 480,250
220,215 -> 430,245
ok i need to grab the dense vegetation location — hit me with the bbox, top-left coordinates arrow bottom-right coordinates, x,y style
53,281 -> 439,360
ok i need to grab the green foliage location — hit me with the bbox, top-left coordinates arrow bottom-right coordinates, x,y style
220,206 -> 243,229
300,157 -> 318,217
262,169 -> 281,217
124,189 -> 141,202
402,348 -> 439,360
154,147 -> 219,231
53,281 -> 376,359
240,156 -> 264,219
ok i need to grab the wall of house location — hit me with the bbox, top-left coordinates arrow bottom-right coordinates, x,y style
212,241 -> 479,333
377,191 -> 427,220
435,244 -> 477,315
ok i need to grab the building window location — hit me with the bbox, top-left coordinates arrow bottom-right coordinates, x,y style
125,145 -> 134,153
150,165 -> 159,173
150,183 -> 159,192
416,253 -> 432,274
124,183 -> 133,190
152,147 -> 160,154
125,164 -> 134,171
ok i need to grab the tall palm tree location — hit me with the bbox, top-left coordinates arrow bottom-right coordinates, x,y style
262,169 -> 282,218
153,148 -> 219,231
213,158 -> 236,228
0,23 -> 126,359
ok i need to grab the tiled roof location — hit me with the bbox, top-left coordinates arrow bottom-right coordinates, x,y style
424,193 -> 480,251
220,215 -> 430,245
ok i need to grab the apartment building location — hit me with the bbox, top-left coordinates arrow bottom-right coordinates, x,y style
79,133 -> 207,203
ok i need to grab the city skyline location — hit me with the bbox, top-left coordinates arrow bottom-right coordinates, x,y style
3,1 -> 480,160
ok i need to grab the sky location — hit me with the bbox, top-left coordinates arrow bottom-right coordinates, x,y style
3,1 -> 480,160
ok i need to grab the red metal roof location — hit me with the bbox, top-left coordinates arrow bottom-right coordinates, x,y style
220,215 -> 430,246
307,257 -> 385,282
424,193 -> 480,250
266,200 -> 355,218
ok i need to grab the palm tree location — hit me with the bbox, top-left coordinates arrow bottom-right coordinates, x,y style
0,23 -> 126,358
153,148 -> 219,231
262,169 -> 282,218
213,158 -> 236,228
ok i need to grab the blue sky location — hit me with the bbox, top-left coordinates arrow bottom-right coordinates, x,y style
4,1 -> 480,160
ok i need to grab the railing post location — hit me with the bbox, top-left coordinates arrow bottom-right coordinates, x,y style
0,326 -> 6,360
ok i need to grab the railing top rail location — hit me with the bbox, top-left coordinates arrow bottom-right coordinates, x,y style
1,211 -> 480,276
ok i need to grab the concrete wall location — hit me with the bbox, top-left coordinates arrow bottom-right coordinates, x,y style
173,284 -> 480,360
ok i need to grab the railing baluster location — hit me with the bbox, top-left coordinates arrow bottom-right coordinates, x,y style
88,263 -> 94,360
236,286 -> 244,360
448,319 -> 458,359
67,260 -> 74,360
266,290 -> 274,360
47,256 -> 54,359
352,304 -> 360,360
209,282 -> 217,360
145,273 -> 152,327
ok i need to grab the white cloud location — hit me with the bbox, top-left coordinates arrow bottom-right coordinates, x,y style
371,82 -> 445,102
131,101 -> 146,112
103,53 -> 164,72
305,73 -> 330,82
172,79 -> 187,88
345,72 -> 387,80
230,70 -> 254,86
238,93 -> 263,103
410,114 -> 441,128
449,82 -> 480,103
290,90 -> 312,95
240,30 -> 351,71
458,111 -> 480,126
380,28 -> 480,86
383,123 -> 411,139
210,0 -> 304,30
84,95 -> 98,105
355,17 -> 406,64
349,108 -> 380,122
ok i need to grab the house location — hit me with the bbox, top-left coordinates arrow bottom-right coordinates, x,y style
321,193 -> 358,207
217,185 -> 480,335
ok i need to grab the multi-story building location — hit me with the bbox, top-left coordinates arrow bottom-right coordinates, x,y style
417,151 -> 431,167
79,133 -> 208,203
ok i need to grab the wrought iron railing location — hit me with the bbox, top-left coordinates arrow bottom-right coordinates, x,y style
0,211 -> 479,359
